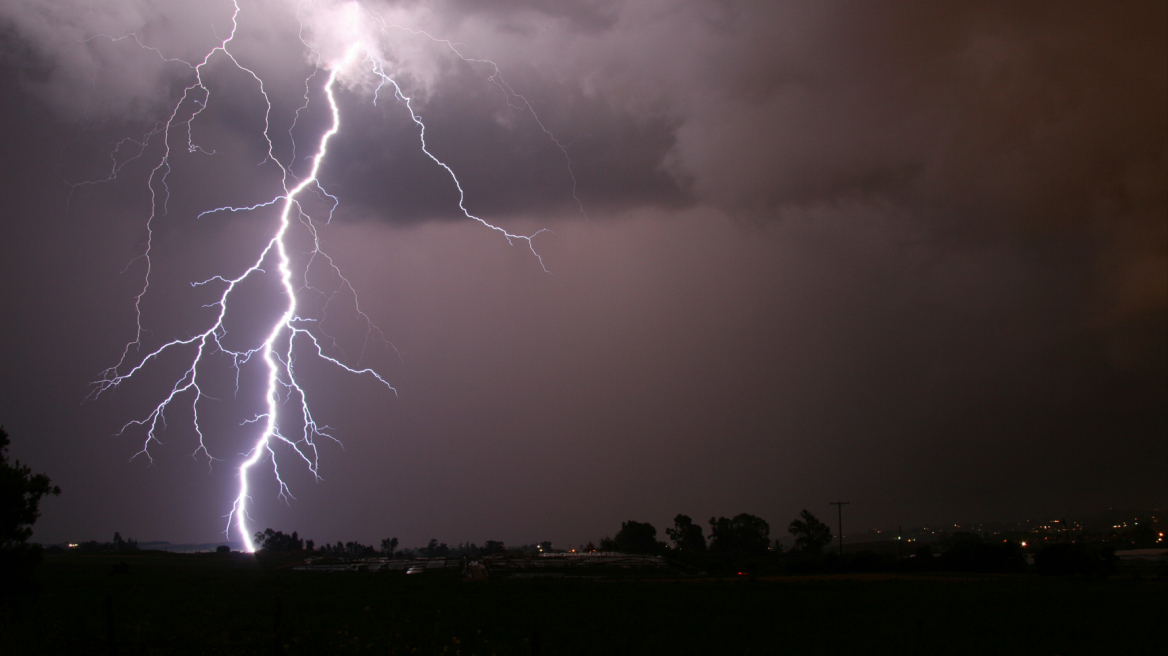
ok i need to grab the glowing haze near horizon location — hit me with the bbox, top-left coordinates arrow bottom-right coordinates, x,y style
0,0 -> 1164,549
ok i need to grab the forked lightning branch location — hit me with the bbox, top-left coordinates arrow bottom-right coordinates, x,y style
86,1 -> 564,552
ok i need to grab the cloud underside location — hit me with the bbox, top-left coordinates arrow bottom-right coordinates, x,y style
0,1 -> 1164,544
2,0 -> 1162,366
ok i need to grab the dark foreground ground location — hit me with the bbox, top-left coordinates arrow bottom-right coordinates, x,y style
2,552 -> 1164,655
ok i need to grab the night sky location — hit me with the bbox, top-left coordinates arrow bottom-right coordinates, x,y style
0,0 -> 1164,549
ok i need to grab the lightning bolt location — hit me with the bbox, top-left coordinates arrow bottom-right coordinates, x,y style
82,1 -> 574,552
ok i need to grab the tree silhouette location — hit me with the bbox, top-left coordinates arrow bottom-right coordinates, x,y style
612,520 -> 665,554
788,510 -> 832,554
253,529 -> 303,552
110,532 -> 138,551
708,514 -> 771,556
1,426 -> 62,607
666,514 -> 707,553
1,426 -> 60,547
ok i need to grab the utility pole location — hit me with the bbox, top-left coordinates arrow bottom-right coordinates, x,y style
830,501 -> 850,556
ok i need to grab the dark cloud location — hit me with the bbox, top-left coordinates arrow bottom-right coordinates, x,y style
322,61 -> 688,222
0,1 -> 1162,547
445,0 -> 621,33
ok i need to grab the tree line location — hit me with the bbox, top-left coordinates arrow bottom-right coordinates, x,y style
252,510 -> 835,561
0,423 -> 1127,581
594,512 -> 1127,576
595,511 -> 833,558
68,532 -> 140,553
586,511 -> 837,573
253,510 -> 840,571
253,529 -> 520,560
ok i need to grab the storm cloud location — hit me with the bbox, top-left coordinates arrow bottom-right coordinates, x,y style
0,1 -> 1163,547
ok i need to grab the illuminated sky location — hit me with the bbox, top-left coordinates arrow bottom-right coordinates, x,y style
0,0 -> 1164,548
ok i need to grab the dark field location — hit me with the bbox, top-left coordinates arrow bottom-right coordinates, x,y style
3,552 -> 1164,655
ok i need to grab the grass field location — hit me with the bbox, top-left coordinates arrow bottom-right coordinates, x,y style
2,551 -> 1164,655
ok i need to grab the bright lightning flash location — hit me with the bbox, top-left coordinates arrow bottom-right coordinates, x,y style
85,1 -> 566,552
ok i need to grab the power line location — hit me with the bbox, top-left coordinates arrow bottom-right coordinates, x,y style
829,501 -> 851,556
